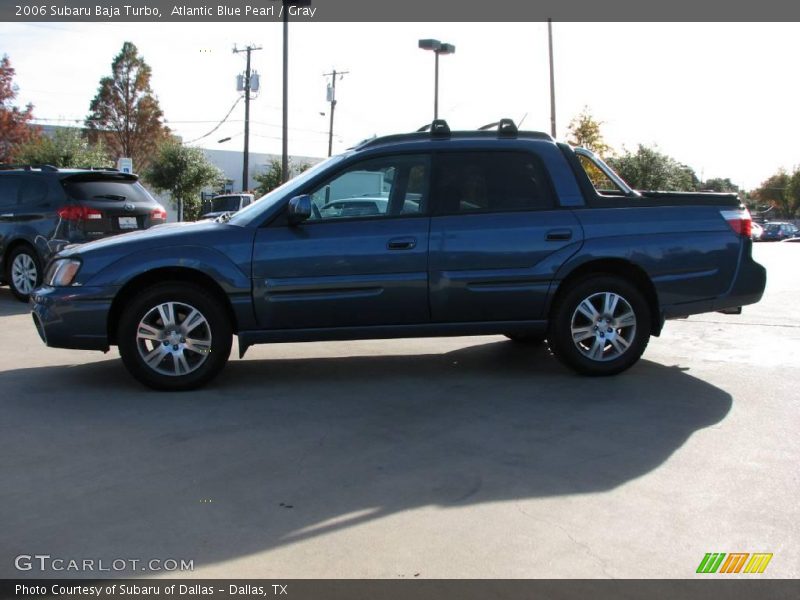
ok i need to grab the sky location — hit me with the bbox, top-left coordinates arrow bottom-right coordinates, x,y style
1,21 -> 799,189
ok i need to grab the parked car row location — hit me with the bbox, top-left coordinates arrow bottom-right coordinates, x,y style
751,220 -> 800,241
0,165 -> 167,301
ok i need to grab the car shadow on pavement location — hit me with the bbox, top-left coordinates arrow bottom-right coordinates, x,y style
0,340 -> 732,577
0,288 -> 30,317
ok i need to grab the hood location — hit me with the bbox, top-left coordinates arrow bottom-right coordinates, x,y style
58,220 -> 227,257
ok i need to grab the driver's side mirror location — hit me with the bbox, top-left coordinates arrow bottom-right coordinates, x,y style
287,194 -> 312,226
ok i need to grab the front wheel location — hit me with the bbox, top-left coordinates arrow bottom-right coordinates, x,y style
548,275 -> 651,376
118,283 -> 232,390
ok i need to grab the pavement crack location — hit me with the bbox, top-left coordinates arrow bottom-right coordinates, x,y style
516,505 -> 616,579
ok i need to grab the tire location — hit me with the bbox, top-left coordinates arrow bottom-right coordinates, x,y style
6,245 -> 42,302
117,282 -> 233,391
548,275 -> 651,376
505,333 -> 546,345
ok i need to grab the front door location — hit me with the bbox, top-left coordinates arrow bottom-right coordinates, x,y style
252,153 -> 431,330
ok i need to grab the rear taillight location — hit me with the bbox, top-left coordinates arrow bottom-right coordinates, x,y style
57,205 -> 103,221
150,206 -> 167,221
720,207 -> 752,238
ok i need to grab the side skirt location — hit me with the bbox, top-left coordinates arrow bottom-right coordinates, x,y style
237,320 -> 548,358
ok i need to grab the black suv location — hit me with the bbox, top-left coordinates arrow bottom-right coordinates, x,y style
0,165 -> 167,301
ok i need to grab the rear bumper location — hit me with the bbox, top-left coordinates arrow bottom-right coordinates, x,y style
30,285 -> 115,351
662,253 -> 767,319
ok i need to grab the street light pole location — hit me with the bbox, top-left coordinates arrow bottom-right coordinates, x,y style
418,39 -> 455,122
548,18 -> 557,138
434,52 -> 439,120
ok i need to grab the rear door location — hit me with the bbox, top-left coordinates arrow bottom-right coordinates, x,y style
251,153 -> 432,329
428,150 -> 582,322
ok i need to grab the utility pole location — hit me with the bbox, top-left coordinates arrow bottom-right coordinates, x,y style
323,69 -> 348,157
233,44 -> 262,192
547,18 -> 557,138
282,4 -> 289,183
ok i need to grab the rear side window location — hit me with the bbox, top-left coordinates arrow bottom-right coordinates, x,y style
432,151 -> 553,214
19,178 -> 49,205
63,179 -> 155,204
0,175 -> 21,206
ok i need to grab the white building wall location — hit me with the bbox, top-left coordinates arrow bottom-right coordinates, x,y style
157,148 -> 322,222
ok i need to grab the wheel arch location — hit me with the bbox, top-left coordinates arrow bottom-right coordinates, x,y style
549,258 -> 663,336
107,267 -> 240,345
2,238 -> 40,272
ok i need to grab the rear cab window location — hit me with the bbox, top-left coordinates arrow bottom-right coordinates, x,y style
431,151 -> 554,214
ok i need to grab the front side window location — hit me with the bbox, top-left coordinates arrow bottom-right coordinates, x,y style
431,152 -> 553,214
306,154 -> 429,221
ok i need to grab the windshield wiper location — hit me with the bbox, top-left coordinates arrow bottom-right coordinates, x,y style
93,194 -> 127,201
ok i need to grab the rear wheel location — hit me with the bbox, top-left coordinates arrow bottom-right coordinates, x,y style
117,283 -> 232,390
548,275 -> 651,376
6,245 -> 42,302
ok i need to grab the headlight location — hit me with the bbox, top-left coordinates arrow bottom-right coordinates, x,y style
46,258 -> 82,287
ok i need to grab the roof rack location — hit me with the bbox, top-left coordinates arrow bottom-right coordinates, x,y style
477,118 -> 518,137
356,118 -> 550,150
0,163 -> 59,172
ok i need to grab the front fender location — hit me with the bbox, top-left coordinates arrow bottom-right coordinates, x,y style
84,244 -> 252,294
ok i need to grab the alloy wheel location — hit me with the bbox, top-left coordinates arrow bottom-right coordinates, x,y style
135,301 -> 213,376
570,291 -> 637,362
11,253 -> 38,295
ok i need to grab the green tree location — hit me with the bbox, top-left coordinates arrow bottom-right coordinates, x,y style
0,54 -> 38,163
701,177 -> 739,193
144,142 -> 223,221
16,128 -> 110,168
782,168 -> 800,219
608,145 -> 698,191
254,159 -> 311,196
566,107 -> 611,157
754,170 -> 792,218
86,42 -> 169,170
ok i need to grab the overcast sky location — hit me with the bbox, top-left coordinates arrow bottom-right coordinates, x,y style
2,21 -> 798,189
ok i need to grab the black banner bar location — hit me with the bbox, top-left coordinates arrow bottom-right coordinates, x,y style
3,580 -> 800,600
2,0 -> 800,22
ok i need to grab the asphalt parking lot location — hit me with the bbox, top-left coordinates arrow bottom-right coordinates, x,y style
0,243 -> 798,579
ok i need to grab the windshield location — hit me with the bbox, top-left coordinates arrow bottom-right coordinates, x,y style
228,155 -> 345,226
210,196 -> 241,212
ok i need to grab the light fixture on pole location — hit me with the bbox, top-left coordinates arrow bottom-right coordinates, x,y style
418,38 -> 455,120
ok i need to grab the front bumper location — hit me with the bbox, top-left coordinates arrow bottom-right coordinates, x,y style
30,285 -> 116,351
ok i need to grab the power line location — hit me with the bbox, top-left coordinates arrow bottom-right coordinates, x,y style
182,96 -> 244,144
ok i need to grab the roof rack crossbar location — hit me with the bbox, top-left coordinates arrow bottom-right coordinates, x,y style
477,118 -> 518,138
